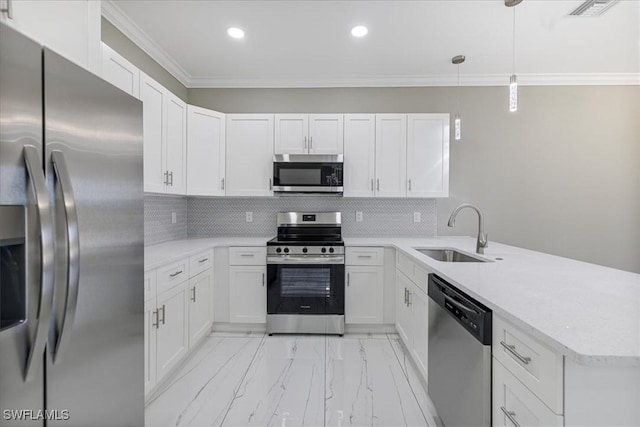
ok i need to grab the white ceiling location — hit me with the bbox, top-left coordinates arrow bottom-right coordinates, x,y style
104,0 -> 640,88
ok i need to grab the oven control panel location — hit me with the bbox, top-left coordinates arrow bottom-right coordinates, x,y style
267,245 -> 345,256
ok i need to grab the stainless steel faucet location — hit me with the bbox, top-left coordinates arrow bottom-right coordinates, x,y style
447,203 -> 488,254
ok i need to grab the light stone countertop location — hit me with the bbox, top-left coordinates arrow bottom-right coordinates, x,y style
145,235 -> 640,367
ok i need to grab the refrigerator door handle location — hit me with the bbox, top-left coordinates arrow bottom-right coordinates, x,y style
51,150 -> 80,364
23,145 -> 55,381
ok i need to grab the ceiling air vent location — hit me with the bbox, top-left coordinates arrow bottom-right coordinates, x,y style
569,0 -> 620,16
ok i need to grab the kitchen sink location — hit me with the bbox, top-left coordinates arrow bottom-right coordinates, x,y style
414,248 -> 490,263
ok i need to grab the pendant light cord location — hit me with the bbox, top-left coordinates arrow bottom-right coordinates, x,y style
456,63 -> 461,113
512,7 -> 516,73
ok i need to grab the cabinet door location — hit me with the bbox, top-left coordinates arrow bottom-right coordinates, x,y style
156,282 -> 189,381
309,114 -> 343,154
410,285 -> 429,379
375,114 -> 407,197
188,269 -> 213,347
395,271 -> 413,346
187,105 -> 225,196
229,266 -> 266,323
226,114 -> 274,196
164,93 -> 187,195
144,299 -> 157,396
345,266 -> 383,324
493,359 -> 564,427
343,114 -> 375,197
274,114 -> 308,154
101,43 -> 140,98
140,72 -> 166,193
406,114 -> 449,198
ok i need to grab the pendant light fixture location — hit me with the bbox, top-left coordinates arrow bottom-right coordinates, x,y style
505,0 -> 522,112
452,55 -> 465,141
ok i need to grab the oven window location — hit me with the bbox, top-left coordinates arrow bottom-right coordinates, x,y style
279,168 -> 321,185
280,267 -> 331,297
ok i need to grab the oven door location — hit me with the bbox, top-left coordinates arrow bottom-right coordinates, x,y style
272,155 -> 343,193
267,257 -> 344,315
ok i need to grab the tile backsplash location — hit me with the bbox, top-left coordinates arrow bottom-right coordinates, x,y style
187,197 -> 437,238
145,195 -> 187,245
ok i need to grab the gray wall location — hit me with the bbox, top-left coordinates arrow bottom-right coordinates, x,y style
188,86 -> 640,273
101,18 -> 187,101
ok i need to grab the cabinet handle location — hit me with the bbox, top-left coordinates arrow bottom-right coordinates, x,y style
169,171 -> 174,186
190,286 -> 196,302
500,341 -> 532,365
407,291 -> 412,306
1,0 -> 13,19
262,273 -> 265,287
376,179 -> 380,191
240,253 -> 254,257
408,179 -> 412,191
152,309 -> 159,329
269,178 -> 273,190
500,407 -> 521,427
404,288 -> 408,304
347,273 -> 350,286
163,171 -> 169,185
160,304 -> 166,325
357,255 -> 372,258
304,136 -> 308,150
198,258 -> 209,263
221,178 -> 225,190
370,179 -> 374,191
309,136 -> 313,149
169,270 -> 183,278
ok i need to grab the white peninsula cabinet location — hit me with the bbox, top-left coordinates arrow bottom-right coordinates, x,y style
395,251 -> 430,380
101,43 -> 140,99
274,114 -> 343,154
186,106 -> 225,196
225,115 -> 274,196
140,72 -> 187,195
228,247 -> 267,324
345,247 -> 384,324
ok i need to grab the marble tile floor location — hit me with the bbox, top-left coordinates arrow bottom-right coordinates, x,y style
145,332 -> 439,427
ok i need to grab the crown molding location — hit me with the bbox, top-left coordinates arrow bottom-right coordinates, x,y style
188,73 -> 640,88
101,1 -> 191,87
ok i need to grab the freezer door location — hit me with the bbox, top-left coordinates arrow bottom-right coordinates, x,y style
0,23 -> 46,427
43,49 -> 144,426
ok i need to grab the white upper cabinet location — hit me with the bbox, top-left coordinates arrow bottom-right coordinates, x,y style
1,0 -> 101,74
101,43 -> 140,99
140,72 -> 166,194
140,71 -> 187,194
226,114 -> 275,196
406,114 -> 450,198
164,93 -> 187,195
186,105 -> 226,197
344,114 -> 376,197
375,114 -> 407,197
274,114 -> 343,154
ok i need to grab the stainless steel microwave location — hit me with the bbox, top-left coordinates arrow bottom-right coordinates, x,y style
272,154 -> 343,194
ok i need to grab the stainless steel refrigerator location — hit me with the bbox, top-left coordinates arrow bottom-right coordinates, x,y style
0,23 -> 143,426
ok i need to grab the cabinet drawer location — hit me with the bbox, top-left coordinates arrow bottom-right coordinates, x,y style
493,315 -> 563,414
144,270 -> 157,302
189,249 -> 213,277
493,358 -> 563,427
346,247 -> 384,266
396,251 -> 429,293
229,247 -> 266,265
157,258 -> 189,294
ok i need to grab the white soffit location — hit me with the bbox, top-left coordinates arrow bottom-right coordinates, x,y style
103,0 -> 640,88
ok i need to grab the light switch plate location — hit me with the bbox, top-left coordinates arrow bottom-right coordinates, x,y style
245,211 -> 253,222
171,212 -> 177,224
413,212 -> 421,222
355,211 -> 363,222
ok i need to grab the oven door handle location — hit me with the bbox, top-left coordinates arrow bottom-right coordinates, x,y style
267,255 -> 345,264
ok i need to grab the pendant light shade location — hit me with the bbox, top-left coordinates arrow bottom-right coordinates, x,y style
506,0 -> 520,112
452,55 -> 465,141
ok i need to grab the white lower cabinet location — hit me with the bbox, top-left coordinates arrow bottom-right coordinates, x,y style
155,281 -> 189,380
493,359 -> 563,427
188,269 -> 213,346
345,247 -> 384,324
228,247 -> 267,324
143,291 -> 157,396
396,256 -> 430,379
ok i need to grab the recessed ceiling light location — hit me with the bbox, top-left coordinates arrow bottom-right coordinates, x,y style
351,25 -> 368,38
227,27 -> 245,39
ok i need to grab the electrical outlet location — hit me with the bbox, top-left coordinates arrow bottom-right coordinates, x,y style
171,212 -> 177,224
245,211 -> 253,222
355,211 -> 363,222
413,212 -> 421,223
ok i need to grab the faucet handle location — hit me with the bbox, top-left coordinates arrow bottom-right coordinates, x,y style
480,233 -> 489,247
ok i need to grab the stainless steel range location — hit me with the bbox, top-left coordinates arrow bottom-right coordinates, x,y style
266,212 -> 345,335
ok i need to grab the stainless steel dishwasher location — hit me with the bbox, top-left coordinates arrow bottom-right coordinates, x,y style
428,274 -> 492,426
